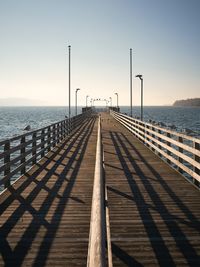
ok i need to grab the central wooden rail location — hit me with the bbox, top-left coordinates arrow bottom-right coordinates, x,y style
87,116 -> 106,267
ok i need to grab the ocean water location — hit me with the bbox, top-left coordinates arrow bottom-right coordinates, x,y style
0,106 -> 200,140
0,106 -> 80,140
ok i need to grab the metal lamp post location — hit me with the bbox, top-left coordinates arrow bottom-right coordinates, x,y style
75,88 -> 80,116
115,93 -> 118,108
68,45 -> 71,119
135,74 -> 143,121
130,48 -> 133,117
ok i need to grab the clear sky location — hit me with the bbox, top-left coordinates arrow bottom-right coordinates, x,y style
0,0 -> 199,106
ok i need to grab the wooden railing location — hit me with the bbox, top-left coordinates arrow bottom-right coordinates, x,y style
110,110 -> 200,188
0,111 -> 91,190
87,116 -> 106,267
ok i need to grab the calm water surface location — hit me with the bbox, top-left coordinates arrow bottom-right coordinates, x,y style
0,106 -> 200,140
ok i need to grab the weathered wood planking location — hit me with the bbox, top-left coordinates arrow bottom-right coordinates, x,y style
0,116 -> 97,267
102,113 -> 200,267
1,111 -> 200,267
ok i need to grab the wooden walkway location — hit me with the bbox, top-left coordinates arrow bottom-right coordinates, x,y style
0,116 -> 97,267
0,112 -> 200,266
102,113 -> 200,266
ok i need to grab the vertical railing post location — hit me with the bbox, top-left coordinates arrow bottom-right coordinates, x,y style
60,122 -> 62,141
178,137 -> 183,173
57,123 -> 60,143
4,140 -> 11,188
61,121 -> 64,140
69,119 -> 71,134
193,141 -> 200,187
71,117 -> 74,132
142,121 -> 145,144
59,122 -> 61,142
56,123 -> 58,144
41,129 -> 45,158
65,120 -> 67,136
151,125 -> 156,152
64,120 -> 67,137
145,125 -> 149,148
53,125 -> 56,147
158,129 -> 162,157
20,136 -> 26,175
67,119 -> 69,136
166,132 -> 171,164
48,126 -> 51,152
63,121 -> 66,138
57,123 -> 60,144
129,117 -> 132,135
32,132 -> 37,165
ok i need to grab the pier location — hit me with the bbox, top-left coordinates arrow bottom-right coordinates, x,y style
0,111 -> 200,266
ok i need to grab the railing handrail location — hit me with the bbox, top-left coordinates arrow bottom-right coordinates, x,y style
87,115 -> 106,267
112,112 -> 200,158
0,113 -> 86,146
0,111 -> 92,189
111,110 -> 200,144
110,110 -> 200,187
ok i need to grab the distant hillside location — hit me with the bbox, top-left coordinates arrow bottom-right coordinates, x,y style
173,98 -> 200,107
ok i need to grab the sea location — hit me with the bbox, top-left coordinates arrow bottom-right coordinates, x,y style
0,106 -> 200,140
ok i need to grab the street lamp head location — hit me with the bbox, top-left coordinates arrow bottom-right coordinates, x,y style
115,92 -> 118,95
76,88 -> 80,92
135,74 -> 143,80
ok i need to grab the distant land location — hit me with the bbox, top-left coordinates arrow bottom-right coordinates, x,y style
173,98 -> 200,107
0,98 -> 47,106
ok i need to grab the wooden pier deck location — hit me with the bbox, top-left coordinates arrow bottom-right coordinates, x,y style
0,116 -> 97,266
102,113 -> 200,266
0,112 -> 200,266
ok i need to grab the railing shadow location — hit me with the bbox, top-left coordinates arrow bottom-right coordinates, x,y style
109,130 -> 200,266
0,116 -> 96,266
111,243 -> 143,267
110,131 -> 175,266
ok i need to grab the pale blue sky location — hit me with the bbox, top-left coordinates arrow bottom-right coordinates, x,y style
0,0 -> 199,106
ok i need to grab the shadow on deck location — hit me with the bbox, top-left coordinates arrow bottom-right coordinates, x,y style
0,117 -> 96,266
102,112 -> 200,267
